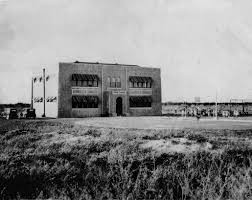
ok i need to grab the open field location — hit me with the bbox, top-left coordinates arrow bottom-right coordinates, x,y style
74,116 -> 252,130
1,117 -> 252,199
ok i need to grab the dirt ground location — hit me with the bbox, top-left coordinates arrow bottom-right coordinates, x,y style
74,116 -> 252,130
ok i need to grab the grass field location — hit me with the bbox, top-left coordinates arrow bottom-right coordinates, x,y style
1,117 -> 252,199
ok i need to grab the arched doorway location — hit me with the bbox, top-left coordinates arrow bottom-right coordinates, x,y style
116,97 -> 123,116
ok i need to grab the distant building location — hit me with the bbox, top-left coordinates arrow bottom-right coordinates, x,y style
162,102 -> 252,117
194,97 -> 201,103
32,61 -> 162,118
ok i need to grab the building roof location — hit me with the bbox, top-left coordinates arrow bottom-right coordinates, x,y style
73,60 -> 141,67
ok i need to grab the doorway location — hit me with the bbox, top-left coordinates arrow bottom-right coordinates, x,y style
116,97 -> 123,116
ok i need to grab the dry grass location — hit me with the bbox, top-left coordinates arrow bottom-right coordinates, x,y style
1,119 -> 252,199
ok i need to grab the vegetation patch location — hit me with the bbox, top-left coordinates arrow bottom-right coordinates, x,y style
1,119 -> 252,199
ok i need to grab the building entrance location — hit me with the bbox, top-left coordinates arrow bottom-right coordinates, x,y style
116,97 -> 123,116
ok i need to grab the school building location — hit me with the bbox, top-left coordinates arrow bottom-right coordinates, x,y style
32,61 -> 162,118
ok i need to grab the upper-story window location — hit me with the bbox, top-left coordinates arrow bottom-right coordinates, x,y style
93,80 -> 98,87
72,74 -> 99,87
83,80 -> 88,87
146,82 -> 151,88
111,77 -> 116,88
129,81 -> 133,88
129,76 -> 152,88
108,76 -> 121,88
88,80 -> 93,87
116,77 -> 121,88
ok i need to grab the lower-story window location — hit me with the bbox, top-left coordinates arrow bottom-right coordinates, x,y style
129,96 -> 152,107
72,96 -> 99,108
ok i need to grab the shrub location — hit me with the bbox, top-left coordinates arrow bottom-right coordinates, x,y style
186,133 -> 208,143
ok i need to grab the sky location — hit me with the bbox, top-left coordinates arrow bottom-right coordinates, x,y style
1,0 -> 252,103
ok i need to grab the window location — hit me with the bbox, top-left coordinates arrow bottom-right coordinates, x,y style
93,80 -> 98,87
129,96 -> 152,108
108,76 -> 121,88
72,96 -> 99,108
111,77 -> 116,88
88,80 -> 93,87
77,80 -> 82,86
116,77 -> 121,88
83,80 -> 88,87
129,81 -> 133,88
107,77 -> 111,87
73,80 -> 77,86
147,82 -> 151,88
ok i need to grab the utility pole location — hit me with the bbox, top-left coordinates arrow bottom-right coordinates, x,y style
42,68 -> 46,117
184,101 -> 187,118
31,77 -> 34,109
229,99 -> 231,115
215,91 -> 218,120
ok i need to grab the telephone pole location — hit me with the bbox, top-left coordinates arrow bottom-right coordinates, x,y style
215,91 -> 218,120
31,77 -> 34,109
42,68 -> 46,117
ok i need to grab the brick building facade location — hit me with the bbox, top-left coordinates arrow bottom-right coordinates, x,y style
58,61 -> 162,118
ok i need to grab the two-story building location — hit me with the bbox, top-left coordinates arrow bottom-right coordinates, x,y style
33,61 -> 162,118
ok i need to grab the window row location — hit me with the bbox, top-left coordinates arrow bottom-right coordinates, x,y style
107,77 -> 121,88
71,95 -> 152,108
72,96 -> 99,108
129,76 -> 153,88
72,74 -> 99,87
72,80 -> 98,87
129,96 -> 152,108
129,81 -> 152,88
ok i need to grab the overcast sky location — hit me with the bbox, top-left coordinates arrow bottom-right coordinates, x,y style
1,0 -> 252,103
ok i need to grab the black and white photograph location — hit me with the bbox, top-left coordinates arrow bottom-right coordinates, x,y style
1,0 -> 252,199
